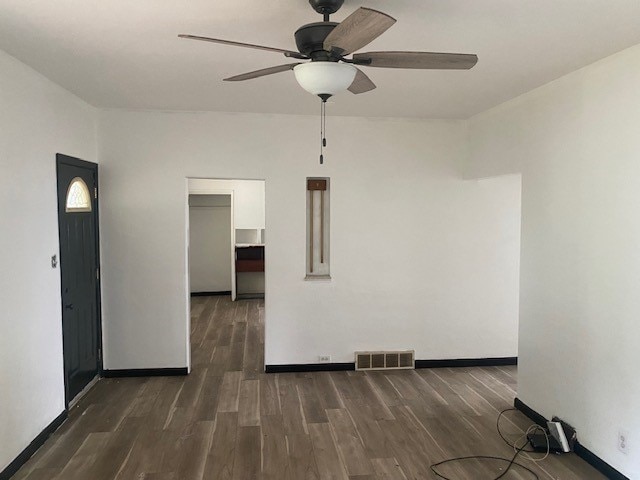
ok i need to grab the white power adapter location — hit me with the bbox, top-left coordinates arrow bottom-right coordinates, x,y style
547,421 -> 571,453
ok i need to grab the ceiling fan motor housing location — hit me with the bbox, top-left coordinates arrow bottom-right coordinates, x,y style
309,0 -> 344,15
295,22 -> 339,60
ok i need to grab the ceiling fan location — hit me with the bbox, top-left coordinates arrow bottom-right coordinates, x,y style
179,0 -> 477,98
179,0 -> 478,162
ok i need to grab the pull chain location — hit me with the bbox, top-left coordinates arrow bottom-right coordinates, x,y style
319,97 -> 328,164
323,100 -> 327,148
319,99 -> 325,164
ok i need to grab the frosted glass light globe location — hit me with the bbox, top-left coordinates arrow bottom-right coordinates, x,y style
294,62 -> 357,96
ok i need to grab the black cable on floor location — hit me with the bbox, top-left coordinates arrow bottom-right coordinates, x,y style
430,453 -> 538,480
429,408 -> 548,480
496,408 -> 536,452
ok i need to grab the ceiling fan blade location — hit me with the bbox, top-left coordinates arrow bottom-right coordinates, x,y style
348,68 -> 376,94
178,34 -> 305,58
353,51 -> 478,70
323,7 -> 396,56
223,63 -> 302,82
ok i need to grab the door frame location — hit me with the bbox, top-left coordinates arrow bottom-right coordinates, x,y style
56,153 -> 104,408
185,184 -> 235,372
185,177 -> 266,372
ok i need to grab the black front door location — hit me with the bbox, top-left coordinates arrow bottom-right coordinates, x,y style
56,154 -> 101,405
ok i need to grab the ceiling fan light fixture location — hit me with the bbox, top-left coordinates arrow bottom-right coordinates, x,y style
294,62 -> 356,97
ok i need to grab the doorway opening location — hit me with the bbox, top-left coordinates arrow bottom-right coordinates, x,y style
56,154 -> 103,407
186,178 -> 266,373
189,194 -> 234,297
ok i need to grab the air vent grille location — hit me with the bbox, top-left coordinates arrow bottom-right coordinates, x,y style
371,353 -> 385,369
355,350 -> 415,371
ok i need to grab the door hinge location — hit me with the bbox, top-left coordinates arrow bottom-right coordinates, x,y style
98,348 -> 102,361
94,186 -> 98,199
96,267 -> 100,280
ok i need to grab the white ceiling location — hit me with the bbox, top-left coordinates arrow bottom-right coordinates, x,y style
2,0 -> 640,119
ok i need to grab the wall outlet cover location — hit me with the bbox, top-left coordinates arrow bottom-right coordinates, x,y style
618,429 -> 629,455
318,355 -> 331,363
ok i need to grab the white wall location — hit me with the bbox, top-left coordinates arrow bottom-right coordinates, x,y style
0,50 -> 97,472
189,195 -> 232,293
468,43 -> 640,478
98,109 -> 521,370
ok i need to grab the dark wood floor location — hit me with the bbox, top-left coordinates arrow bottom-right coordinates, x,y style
13,296 -> 605,479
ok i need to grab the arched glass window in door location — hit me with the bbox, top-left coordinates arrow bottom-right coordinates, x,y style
65,177 -> 92,213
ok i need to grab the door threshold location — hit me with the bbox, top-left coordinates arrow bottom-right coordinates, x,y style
68,375 -> 100,409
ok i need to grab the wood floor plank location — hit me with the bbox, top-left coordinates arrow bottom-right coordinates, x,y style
466,368 -> 517,403
297,382 -> 329,424
260,415 -> 288,480
231,321 -> 247,344
405,369 -> 450,408
200,298 -> 221,342
228,337 -> 246,372
326,408 -> 374,477
284,434 -> 320,480
191,298 -> 213,345
278,374 -> 308,436
342,400 -> 389,459
52,432 -> 111,480
308,423 -> 350,480
486,365 -> 518,388
243,310 -> 263,380
155,429 -> 190,479
232,426 -> 261,480
21,468 -> 62,480
364,373 -> 404,407
259,373 -> 281,416
147,378 -> 185,431
313,372 -> 345,410
193,373 -> 223,421
217,323 -> 234,347
370,458 -> 408,479
83,421 -> 142,480
417,368 -> 481,417
348,375 -> 396,420
384,371 -> 422,401
128,377 -> 166,417
29,403 -> 117,469
174,421 -> 216,480
210,345 -> 231,376
113,428 -> 164,479
218,371 -> 243,412
330,371 -> 362,401
138,474 -> 178,480
377,405 -> 448,480
238,379 -> 261,427
192,339 -> 215,366
202,412 -> 238,479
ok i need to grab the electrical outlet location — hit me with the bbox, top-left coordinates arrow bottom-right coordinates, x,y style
618,429 -> 629,455
318,355 -> 331,363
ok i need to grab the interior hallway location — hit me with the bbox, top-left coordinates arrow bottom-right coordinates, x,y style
12,296 -> 604,479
